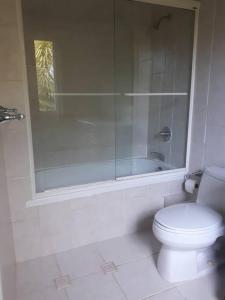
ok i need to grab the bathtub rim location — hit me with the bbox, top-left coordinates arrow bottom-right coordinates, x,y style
27,168 -> 185,207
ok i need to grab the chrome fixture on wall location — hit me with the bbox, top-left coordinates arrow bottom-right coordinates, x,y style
185,170 -> 203,181
150,152 -> 165,162
158,126 -> 172,142
0,106 -> 25,123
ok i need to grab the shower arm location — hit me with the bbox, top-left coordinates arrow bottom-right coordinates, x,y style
153,14 -> 172,30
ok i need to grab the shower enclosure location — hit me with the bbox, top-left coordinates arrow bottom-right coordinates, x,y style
21,0 -> 197,193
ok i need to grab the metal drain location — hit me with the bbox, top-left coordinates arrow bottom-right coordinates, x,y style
54,275 -> 72,290
101,262 -> 118,274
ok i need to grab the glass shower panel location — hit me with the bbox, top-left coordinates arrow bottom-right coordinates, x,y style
22,0 -> 116,192
22,0 -> 196,193
115,0 -> 195,178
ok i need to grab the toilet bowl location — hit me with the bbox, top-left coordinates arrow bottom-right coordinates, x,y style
153,203 -> 224,282
152,167 -> 225,283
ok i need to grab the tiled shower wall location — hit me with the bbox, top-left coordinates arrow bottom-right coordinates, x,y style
148,7 -> 194,168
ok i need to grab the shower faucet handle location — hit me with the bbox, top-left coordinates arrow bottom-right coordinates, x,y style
158,126 -> 172,142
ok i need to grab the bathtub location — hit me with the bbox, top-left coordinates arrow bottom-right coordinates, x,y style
35,158 -> 172,193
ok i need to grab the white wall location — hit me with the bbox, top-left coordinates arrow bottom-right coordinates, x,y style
0,129 -> 16,300
0,1 -> 19,298
190,0 -> 225,172
0,0 -> 17,290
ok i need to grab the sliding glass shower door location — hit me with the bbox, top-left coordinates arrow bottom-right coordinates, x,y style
21,0 -> 195,192
115,0 -> 195,178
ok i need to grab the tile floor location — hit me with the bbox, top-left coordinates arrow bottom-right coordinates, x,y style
16,231 -> 225,300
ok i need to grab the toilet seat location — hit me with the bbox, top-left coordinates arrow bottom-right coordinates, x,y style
153,203 -> 224,252
154,203 -> 223,234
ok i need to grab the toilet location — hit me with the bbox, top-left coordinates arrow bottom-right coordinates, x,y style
153,167 -> 225,283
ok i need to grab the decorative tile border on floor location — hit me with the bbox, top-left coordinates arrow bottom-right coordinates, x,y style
54,275 -> 72,290
101,262 -> 118,274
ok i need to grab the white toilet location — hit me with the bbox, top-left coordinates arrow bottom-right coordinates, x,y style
153,167 -> 225,283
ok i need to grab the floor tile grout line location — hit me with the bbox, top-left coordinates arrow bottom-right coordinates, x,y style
174,286 -> 188,300
114,250 -> 160,268
54,253 -> 64,277
64,288 -> 70,300
62,269 -> 105,284
15,231 -> 163,299
111,272 -> 179,300
16,280 -> 57,298
54,249 -> 105,281
95,246 -> 109,264
140,286 -> 185,300
112,273 -> 129,300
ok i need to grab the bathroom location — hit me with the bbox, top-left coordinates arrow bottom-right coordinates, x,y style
1,0 -> 225,299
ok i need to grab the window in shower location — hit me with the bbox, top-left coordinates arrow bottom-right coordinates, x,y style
21,0 -> 198,193
34,40 -> 56,112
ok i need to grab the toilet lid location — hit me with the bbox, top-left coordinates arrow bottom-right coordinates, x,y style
154,203 -> 223,232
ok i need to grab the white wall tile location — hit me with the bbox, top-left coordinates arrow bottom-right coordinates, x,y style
40,233 -> 73,258
0,81 -> 25,118
189,0 -> 216,172
122,185 -> 164,233
39,202 -> 73,256
12,219 -> 41,262
0,26 -> 23,81
0,0 -> 17,25
0,129 -> 16,298
7,177 -> 37,222
204,125 -> 225,167
39,202 -> 72,237
2,126 -> 30,179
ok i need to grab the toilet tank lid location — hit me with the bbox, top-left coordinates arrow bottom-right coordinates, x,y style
205,167 -> 225,182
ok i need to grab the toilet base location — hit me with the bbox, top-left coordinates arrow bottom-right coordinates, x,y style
157,245 -> 218,283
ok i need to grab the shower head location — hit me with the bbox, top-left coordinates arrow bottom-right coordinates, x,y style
153,14 -> 172,30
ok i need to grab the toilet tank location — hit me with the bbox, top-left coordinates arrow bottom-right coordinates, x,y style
197,167 -> 225,216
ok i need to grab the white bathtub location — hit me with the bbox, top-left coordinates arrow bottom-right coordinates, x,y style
35,158 -> 172,193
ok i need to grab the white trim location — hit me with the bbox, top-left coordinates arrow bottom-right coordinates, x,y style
51,93 -> 121,96
16,0 -> 37,198
186,6 -> 199,172
51,92 -> 188,97
27,168 -> 185,207
133,0 -> 200,10
125,93 -> 188,96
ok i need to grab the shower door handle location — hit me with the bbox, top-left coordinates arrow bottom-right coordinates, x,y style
159,127 -> 172,142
